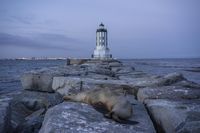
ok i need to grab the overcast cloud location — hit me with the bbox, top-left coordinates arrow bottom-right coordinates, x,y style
0,0 -> 199,58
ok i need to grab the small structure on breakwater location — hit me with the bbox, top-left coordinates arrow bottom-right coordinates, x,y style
92,23 -> 112,59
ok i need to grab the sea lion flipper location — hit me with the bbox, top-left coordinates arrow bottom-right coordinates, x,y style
92,102 -> 109,115
104,112 -> 112,119
63,95 -> 71,101
112,114 -> 122,123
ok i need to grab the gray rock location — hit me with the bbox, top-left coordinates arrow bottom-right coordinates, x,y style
109,62 -> 123,67
68,58 -> 89,65
174,80 -> 200,89
52,77 -> 136,96
0,96 -> 11,133
122,72 -> 185,87
20,62 -> 118,93
137,86 -> 200,102
84,73 -> 117,80
15,109 -> 45,133
21,66 -> 86,92
116,66 -> 135,74
161,72 -> 185,85
111,67 -> 122,73
39,97 -> 156,133
118,71 -> 148,80
53,72 -> 186,96
87,65 -> 115,77
144,99 -> 200,133
21,72 -> 54,92
80,63 -> 105,69
10,90 -> 62,131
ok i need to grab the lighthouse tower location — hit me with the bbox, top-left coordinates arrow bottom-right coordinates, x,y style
92,23 -> 112,59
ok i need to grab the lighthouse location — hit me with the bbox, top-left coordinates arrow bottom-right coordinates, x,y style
92,23 -> 112,59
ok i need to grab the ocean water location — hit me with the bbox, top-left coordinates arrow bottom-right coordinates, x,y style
0,58 -> 200,94
122,58 -> 200,84
0,60 -> 66,94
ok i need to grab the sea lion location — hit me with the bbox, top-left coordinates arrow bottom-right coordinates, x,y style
63,88 -> 133,122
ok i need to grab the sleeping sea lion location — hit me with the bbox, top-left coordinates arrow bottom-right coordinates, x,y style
63,88 -> 133,122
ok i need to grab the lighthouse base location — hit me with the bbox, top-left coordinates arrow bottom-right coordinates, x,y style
92,48 -> 112,59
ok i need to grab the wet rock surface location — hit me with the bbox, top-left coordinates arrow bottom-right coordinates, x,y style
39,98 -> 156,133
137,86 -> 200,102
144,99 -> 200,133
52,77 -> 135,96
20,66 -> 86,92
123,72 -> 185,87
2,58 -> 200,133
10,90 -> 62,132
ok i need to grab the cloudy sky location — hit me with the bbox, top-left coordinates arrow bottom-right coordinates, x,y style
0,0 -> 199,59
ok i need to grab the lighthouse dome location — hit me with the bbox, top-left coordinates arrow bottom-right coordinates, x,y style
99,23 -> 104,27
97,23 -> 107,32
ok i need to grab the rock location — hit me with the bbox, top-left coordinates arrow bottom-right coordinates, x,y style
87,65 -> 115,77
117,66 -> 135,73
137,86 -> 200,102
0,96 -> 11,133
39,96 -> 156,133
109,62 -> 123,67
122,72 -> 185,87
160,72 -> 185,85
174,80 -> 200,89
68,58 -> 89,65
15,109 -> 45,133
84,73 -> 117,80
20,66 -> 86,92
52,77 -> 136,96
10,90 -> 62,131
118,71 -> 148,80
111,66 -> 135,74
80,63 -> 109,70
86,59 -> 120,64
144,99 -> 200,133
21,72 -> 54,92
111,67 -> 122,73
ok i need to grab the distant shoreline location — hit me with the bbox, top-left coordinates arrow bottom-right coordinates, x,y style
0,57 -> 200,61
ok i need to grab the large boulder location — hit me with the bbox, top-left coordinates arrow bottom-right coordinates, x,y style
124,72 -> 185,87
84,73 -> 117,80
39,96 -> 156,133
137,86 -> 200,102
109,62 -> 123,67
87,65 -> 115,77
52,77 -> 136,96
174,80 -> 200,89
14,109 -> 45,133
144,99 -> 200,133
21,66 -> 86,92
118,66 -> 135,73
160,72 -> 185,85
68,58 -> 89,65
10,90 -> 62,132
118,71 -> 148,80
21,72 -> 55,92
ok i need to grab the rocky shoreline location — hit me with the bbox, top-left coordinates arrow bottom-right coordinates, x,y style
0,59 -> 200,133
